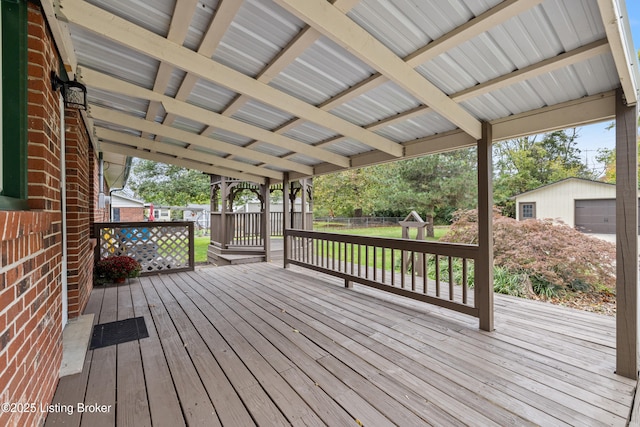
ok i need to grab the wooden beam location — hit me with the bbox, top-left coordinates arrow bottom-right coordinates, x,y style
161,101 -> 350,167
84,67 -> 348,170
166,0 -> 199,43
275,0 -> 482,139
476,122 -> 494,332
95,127 -> 283,180
82,68 -> 340,169
492,91 -> 616,141
296,90 -> 617,180
42,0 -> 78,76
452,38 -> 610,103
58,0 -> 403,157
197,0 -> 244,56
219,0 -> 361,163
322,37 -> 611,144
89,104 -> 314,175
266,0 -> 544,140
404,0 -> 544,67
141,0 -> 199,139
597,0 -> 638,105
167,0 -> 244,107
99,142 -> 266,184
305,129 -> 476,179
615,88 -> 638,379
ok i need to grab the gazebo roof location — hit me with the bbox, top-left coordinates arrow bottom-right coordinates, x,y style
46,0 -> 639,186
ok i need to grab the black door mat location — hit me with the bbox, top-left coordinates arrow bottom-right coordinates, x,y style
90,316 -> 149,350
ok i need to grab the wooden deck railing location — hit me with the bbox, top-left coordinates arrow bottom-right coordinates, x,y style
227,212 -> 263,246
270,212 -> 313,236
94,221 -> 194,275
285,229 -> 480,317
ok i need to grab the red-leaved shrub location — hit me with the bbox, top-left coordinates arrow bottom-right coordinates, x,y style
441,209 -> 616,296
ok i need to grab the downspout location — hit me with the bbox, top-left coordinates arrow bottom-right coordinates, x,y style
98,152 -> 104,205
59,96 -> 68,328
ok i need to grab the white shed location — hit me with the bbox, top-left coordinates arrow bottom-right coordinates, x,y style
513,178 -> 618,232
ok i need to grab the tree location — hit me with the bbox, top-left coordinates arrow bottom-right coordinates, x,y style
595,141 -> 640,186
128,159 -> 210,206
393,148 -> 478,229
493,129 -> 596,216
314,164 -> 399,217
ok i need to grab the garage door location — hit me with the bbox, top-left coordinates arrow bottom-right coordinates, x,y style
575,199 -> 640,234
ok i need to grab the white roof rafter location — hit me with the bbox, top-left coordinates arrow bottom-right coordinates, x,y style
275,0 -> 483,139
58,0 -> 404,158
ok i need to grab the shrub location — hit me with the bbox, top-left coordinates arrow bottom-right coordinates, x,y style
441,209 -> 616,297
95,256 -> 142,282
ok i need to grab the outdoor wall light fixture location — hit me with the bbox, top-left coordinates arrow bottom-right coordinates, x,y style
51,71 -> 88,110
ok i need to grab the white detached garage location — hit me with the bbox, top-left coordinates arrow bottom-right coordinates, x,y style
512,177 -> 633,234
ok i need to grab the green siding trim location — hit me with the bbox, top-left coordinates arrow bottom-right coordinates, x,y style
1,0 -> 28,205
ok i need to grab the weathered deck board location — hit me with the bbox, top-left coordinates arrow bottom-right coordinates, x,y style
263,267 -> 630,419
47,263 -> 636,426
116,283 -> 152,427
80,285 -> 117,427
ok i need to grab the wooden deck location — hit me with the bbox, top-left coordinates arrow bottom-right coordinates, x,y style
46,263 -> 636,426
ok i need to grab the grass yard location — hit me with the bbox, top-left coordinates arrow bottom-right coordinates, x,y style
194,236 -> 210,263
323,225 -> 448,240
193,226 -> 449,263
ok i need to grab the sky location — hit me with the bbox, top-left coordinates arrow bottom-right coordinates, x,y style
574,0 -> 640,169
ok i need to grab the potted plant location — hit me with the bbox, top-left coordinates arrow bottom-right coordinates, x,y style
95,255 -> 142,284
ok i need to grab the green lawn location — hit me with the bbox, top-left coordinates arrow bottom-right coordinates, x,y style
322,225 -> 448,241
193,226 -> 450,263
194,236 -> 210,263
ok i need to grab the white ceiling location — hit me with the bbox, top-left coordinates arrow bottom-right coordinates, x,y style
45,0 -> 639,186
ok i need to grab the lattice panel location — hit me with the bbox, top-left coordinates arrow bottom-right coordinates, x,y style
96,222 -> 194,275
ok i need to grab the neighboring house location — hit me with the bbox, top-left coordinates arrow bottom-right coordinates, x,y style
183,204 -> 210,229
513,177 -> 627,233
145,205 -> 172,221
111,193 -> 145,222
235,200 -> 305,213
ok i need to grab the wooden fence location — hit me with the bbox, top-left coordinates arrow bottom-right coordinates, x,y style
285,229 -> 480,317
94,221 -> 194,275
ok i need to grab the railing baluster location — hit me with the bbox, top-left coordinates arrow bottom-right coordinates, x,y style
365,245 -> 369,279
462,258 -> 468,304
382,248 -> 386,284
411,251 -> 416,291
391,249 -> 395,287
423,253 -> 427,294
400,250 -> 405,289
332,241 -> 336,271
373,246 -> 377,282
435,254 -> 440,297
449,256 -> 454,301
350,242 -> 354,274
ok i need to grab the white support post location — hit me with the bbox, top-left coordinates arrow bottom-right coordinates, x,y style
615,88 -> 638,379
476,121 -> 494,331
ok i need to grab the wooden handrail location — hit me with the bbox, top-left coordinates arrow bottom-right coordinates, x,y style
285,228 -> 480,318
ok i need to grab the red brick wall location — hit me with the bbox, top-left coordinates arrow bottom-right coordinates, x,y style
0,4 -> 98,426
64,111 -> 94,318
116,207 -> 144,222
